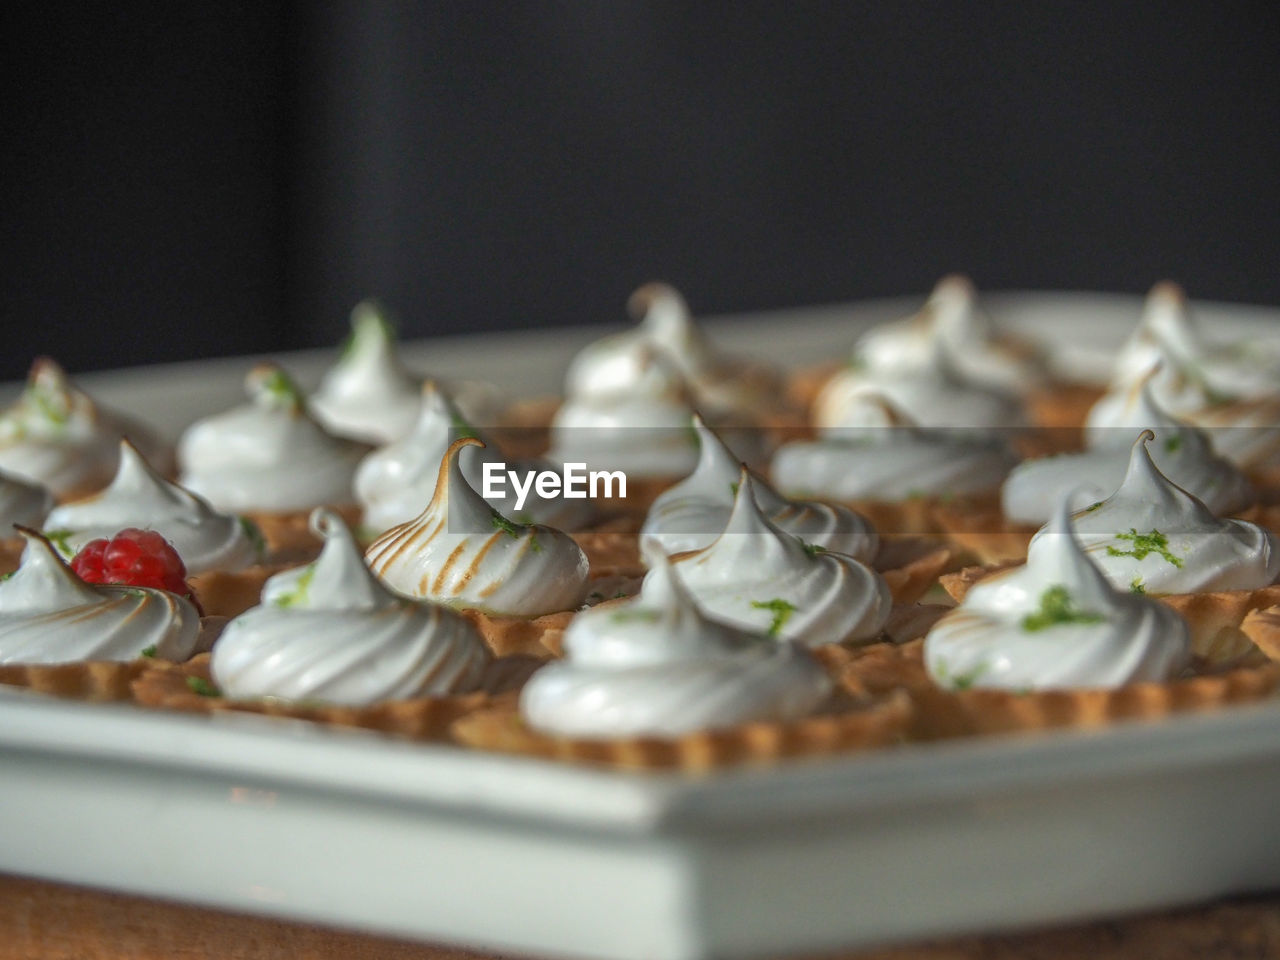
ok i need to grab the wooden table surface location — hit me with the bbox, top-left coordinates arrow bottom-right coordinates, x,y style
5,873 -> 1279,960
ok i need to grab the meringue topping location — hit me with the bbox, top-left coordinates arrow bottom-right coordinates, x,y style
211,508 -> 489,704
563,283 -> 779,418
1038,432 -> 1280,595
365,438 -> 589,617
0,529 -> 201,664
1005,379 -> 1253,525
814,329 -> 1026,432
1108,281 -> 1280,399
854,275 -> 1048,393
309,300 -> 424,444
520,547 -> 832,737
641,415 -> 878,559
357,383 -> 594,536
773,393 -> 1016,501
548,347 -> 702,478
0,357 -> 170,499
177,364 -> 366,513
43,440 -> 259,573
668,472 -> 892,646
924,496 -> 1191,690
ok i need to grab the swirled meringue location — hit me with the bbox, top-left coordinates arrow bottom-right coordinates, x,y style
0,469 -> 52,531
924,497 -> 1191,690
357,383 -> 594,535
564,283 -> 779,418
0,529 -> 201,663
773,393 -> 1016,501
1093,353 -> 1280,472
548,347 -> 702,478
42,440 -> 259,574
667,472 -> 891,646
1005,380 -> 1252,525
1108,281 -> 1280,399
177,364 -> 366,513
309,300 -> 424,444
520,548 -> 831,737
1033,432 -> 1280,596
814,298 -> 1026,432
0,357 -> 170,499
641,415 -> 877,559
210,509 -> 489,704
365,438 -> 589,617
853,275 -> 1048,394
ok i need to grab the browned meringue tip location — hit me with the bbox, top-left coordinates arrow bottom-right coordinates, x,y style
129,654 -> 504,741
0,659 -> 150,702
449,686 -> 913,772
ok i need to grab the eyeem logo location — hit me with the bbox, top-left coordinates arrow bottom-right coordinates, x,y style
482,462 -> 627,511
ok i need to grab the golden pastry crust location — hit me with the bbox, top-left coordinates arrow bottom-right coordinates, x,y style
449,678 -> 912,772
833,638 -> 1280,741
0,658 -> 149,702
128,653 -> 529,742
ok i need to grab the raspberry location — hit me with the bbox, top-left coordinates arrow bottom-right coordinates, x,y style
70,528 -> 202,614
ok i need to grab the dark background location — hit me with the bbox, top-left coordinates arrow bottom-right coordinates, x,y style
3,2 -> 1278,380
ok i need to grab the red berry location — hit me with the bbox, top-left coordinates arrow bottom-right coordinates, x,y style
69,528 -> 202,614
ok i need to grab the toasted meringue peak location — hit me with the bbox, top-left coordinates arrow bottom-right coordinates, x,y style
365,438 -> 589,617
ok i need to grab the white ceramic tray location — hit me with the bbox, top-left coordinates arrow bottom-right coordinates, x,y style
3,291 -> 1280,960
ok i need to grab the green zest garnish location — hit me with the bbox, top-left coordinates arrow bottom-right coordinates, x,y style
491,513 -> 523,538
491,513 -> 541,551
1129,576 -> 1146,594
42,529 -> 75,558
801,541 -> 826,559
1107,528 -> 1183,568
1164,434 -> 1183,453
450,412 -> 479,442
750,598 -> 798,637
933,658 -> 987,690
1085,501 -> 1104,512
586,591 -> 605,602
31,388 -> 71,426
238,516 -> 267,559
139,645 -> 157,658
0,571 -> 14,582
729,480 -> 740,498
186,676 -> 220,698
1021,585 -> 1105,632
272,565 -> 315,608
340,301 -> 397,360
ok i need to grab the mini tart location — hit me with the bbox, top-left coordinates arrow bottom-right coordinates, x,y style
0,657 -> 151,702
1023,381 -> 1108,434
941,564 -> 1280,668
129,653 -> 532,742
773,393 -> 1016,537
177,364 -> 368,556
449,681 -> 911,771
831,638 -> 1279,741
929,496 -> 1035,565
